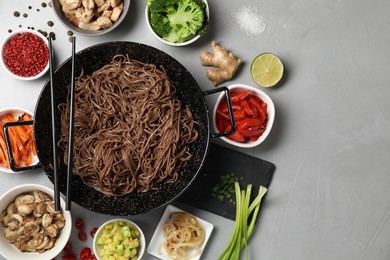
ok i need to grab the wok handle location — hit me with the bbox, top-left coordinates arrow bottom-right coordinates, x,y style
203,87 -> 236,138
3,120 -> 42,172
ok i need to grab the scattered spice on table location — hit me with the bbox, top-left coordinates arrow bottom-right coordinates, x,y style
23,13 -> 28,18
231,5 -> 269,37
2,32 -> 49,77
47,21 -> 54,27
13,11 -> 20,17
41,2 -> 47,8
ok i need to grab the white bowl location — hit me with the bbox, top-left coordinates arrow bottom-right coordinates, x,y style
93,218 -> 145,260
145,0 -> 209,46
0,29 -> 49,80
0,184 -> 72,260
0,107 -> 39,173
213,84 -> 275,148
147,204 -> 214,260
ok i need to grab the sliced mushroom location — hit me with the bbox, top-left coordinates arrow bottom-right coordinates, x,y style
8,214 -> 23,230
20,194 -> 35,205
44,237 -> 56,250
36,190 -> 52,202
42,214 -> 53,227
45,201 -> 58,214
2,214 -> 10,226
33,202 -> 45,217
14,194 -> 24,207
23,221 -> 40,236
4,228 -> 18,243
45,224 -> 58,238
7,202 -> 17,216
36,236 -> 50,251
54,213 -> 66,229
17,204 -> 32,216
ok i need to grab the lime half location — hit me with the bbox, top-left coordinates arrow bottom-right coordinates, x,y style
250,53 -> 284,87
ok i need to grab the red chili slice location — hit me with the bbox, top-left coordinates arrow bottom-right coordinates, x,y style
88,254 -> 97,260
62,254 -> 77,260
80,247 -> 92,260
75,217 -> 85,230
78,231 -> 87,241
90,227 -> 98,238
63,242 -> 73,254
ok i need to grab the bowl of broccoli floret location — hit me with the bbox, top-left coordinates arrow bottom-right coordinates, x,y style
145,0 -> 209,46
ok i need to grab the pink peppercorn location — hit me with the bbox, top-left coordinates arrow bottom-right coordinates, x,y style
2,32 -> 49,77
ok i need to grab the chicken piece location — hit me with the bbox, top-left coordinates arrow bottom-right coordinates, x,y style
97,16 -> 112,29
64,11 -> 80,25
61,0 -> 81,10
102,10 -> 113,18
98,1 -> 110,13
82,0 -> 95,9
75,7 -> 94,24
110,3 -> 123,22
110,0 -> 122,8
78,21 -> 100,31
93,0 -> 105,7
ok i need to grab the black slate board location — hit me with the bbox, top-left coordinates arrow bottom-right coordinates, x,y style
179,142 -> 275,220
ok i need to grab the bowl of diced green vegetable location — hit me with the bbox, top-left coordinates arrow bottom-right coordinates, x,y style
93,219 -> 145,260
145,0 -> 209,46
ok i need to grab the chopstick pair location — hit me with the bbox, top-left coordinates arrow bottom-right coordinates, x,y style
48,36 -> 76,212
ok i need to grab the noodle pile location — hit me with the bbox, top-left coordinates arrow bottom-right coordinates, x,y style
158,212 -> 205,260
59,54 -> 198,196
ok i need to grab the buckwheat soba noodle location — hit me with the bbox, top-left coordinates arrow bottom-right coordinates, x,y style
58,54 -> 199,196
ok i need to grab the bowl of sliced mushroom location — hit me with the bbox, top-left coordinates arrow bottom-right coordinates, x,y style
0,184 -> 72,260
53,0 -> 130,36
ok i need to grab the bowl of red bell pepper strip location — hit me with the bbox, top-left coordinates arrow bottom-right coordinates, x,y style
213,84 -> 275,148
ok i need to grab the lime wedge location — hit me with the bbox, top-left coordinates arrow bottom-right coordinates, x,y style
250,53 -> 284,87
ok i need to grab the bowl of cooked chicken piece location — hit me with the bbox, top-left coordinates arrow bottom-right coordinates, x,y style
53,0 -> 130,36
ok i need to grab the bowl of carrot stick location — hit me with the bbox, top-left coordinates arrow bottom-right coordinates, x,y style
0,107 -> 38,173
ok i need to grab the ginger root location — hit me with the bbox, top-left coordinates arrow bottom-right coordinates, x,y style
199,41 -> 242,86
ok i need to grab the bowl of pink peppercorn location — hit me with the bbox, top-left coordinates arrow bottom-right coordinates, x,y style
1,29 -> 49,80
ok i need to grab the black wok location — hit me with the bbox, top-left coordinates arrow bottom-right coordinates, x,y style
31,41 -> 234,215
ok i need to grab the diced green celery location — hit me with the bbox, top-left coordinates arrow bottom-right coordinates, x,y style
117,244 -> 124,256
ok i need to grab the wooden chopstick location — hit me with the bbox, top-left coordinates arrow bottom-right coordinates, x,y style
66,36 -> 76,211
48,36 -> 60,212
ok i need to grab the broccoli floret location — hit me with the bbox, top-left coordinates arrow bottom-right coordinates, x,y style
150,13 -> 172,38
168,0 -> 205,41
147,0 -> 207,43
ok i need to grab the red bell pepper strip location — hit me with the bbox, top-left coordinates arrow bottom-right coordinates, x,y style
240,100 -> 255,116
237,118 -> 264,131
230,91 -> 250,102
239,126 -> 265,138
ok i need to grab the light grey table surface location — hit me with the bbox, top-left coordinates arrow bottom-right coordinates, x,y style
1,0 -> 390,259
